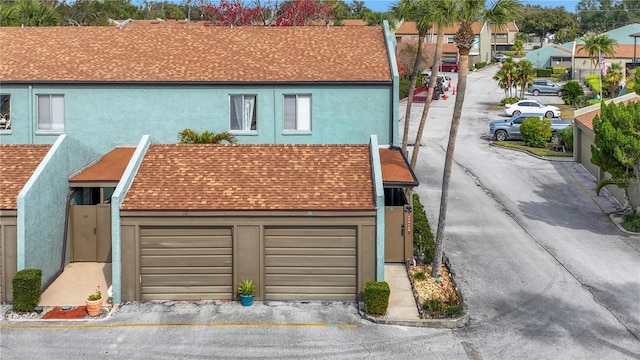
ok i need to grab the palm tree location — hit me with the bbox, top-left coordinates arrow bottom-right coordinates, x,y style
514,59 -> 535,98
178,129 -> 238,144
579,34 -> 617,72
430,0 -> 522,279
392,0 -> 433,153
13,0 -> 62,26
409,0 -> 457,170
493,58 -> 517,98
604,62 -> 623,97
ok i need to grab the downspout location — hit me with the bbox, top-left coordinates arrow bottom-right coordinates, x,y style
29,85 -> 33,143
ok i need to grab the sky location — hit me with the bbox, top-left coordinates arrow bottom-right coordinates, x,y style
362,0 -> 582,13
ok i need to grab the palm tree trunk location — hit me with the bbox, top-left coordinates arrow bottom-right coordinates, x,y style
402,33 -> 426,153
410,30 -> 443,169
431,53 -> 469,278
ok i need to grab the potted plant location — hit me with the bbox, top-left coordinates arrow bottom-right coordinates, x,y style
237,279 -> 256,306
86,286 -> 103,316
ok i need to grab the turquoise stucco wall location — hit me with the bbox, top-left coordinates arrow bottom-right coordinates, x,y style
16,135 -> 100,287
0,84 -> 394,153
110,135 -> 150,304
369,135 -> 386,281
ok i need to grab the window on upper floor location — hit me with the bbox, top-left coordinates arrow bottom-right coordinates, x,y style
284,94 -> 311,131
0,94 -> 10,130
446,36 -> 455,44
230,94 -> 257,132
37,94 -> 65,132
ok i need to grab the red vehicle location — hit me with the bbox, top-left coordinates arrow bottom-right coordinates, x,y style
432,61 -> 460,73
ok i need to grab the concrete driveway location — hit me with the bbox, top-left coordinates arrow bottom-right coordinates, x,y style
403,64 -> 640,358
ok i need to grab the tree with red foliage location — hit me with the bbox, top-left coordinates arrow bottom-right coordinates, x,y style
275,0 -> 335,26
202,0 -> 266,26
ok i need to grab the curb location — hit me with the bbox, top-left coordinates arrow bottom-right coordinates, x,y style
489,142 -> 574,162
609,213 -> 640,236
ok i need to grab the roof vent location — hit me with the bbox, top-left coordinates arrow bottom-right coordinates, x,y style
117,18 -> 133,29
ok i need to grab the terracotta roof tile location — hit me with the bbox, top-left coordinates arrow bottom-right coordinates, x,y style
575,44 -> 640,58
574,94 -> 640,131
379,148 -> 417,185
70,147 -> 136,183
122,144 -> 375,211
0,145 -> 51,210
1,26 -> 391,83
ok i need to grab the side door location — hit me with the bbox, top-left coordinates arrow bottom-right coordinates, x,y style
511,116 -> 525,138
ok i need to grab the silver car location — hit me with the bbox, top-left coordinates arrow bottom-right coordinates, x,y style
527,79 -> 561,96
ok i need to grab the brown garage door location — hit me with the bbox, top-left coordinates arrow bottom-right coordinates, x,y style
140,227 -> 232,301
579,130 -> 599,178
264,227 -> 357,301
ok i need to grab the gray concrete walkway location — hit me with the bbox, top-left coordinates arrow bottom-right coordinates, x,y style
384,263 -> 420,320
39,262 -> 111,306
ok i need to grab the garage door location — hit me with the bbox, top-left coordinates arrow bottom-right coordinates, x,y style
264,227 -> 357,301
140,227 -> 232,301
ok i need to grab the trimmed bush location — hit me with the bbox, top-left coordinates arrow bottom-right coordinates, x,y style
443,305 -> 463,317
557,126 -> 574,151
364,281 -> 390,316
413,271 -> 427,281
474,61 -> 487,69
423,298 -> 445,313
520,116 -> 552,148
413,194 -> 435,264
12,269 -> 42,312
500,97 -> 519,105
536,68 -> 552,77
584,74 -> 601,94
552,67 -> 567,74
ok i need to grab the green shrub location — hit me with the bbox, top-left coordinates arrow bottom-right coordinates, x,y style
584,74 -> 601,94
443,305 -> 463,317
364,281 -> 390,316
520,116 -> 552,148
536,68 -> 552,77
500,97 -> 519,105
503,50 -> 517,56
557,126 -> 574,151
552,67 -> 566,74
12,269 -> 42,312
423,298 -> 445,313
622,213 -> 640,232
399,79 -> 410,99
474,61 -> 487,69
413,272 -> 427,281
413,194 -> 435,264
586,99 -> 601,106
559,81 -> 584,107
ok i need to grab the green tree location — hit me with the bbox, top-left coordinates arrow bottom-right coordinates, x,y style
559,80 -> 585,107
178,129 -> 238,144
628,67 -> 640,95
514,59 -> 535,98
553,26 -> 580,44
591,100 -> 640,213
519,5 -> 577,46
9,0 -> 62,26
410,0 -> 457,170
493,58 -> 518,98
578,34 -> 617,71
520,116 -> 552,148
512,39 -> 524,55
604,63 -> 623,98
431,0 -> 522,279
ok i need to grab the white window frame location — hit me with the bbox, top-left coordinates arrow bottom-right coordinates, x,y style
0,94 -> 10,131
283,94 -> 311,132
37,94 -> 65,132
229,94 -> 257,132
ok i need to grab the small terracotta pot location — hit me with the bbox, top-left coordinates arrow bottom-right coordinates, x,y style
86,298 -> 103,317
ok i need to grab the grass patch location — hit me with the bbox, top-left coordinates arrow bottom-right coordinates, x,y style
493,141 -> 573,157
622,213 -> 640,232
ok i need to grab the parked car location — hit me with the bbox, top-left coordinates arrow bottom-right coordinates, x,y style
527,79 -> 562,96
493,54 -> 509,62
432,61 -> 460,73
489,113 -> 573,141
504,100 -> 561,118
422,72 -> 451,91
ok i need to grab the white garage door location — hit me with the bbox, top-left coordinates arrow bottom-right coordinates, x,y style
264,227 -> 357,301
140,227 -> 232,300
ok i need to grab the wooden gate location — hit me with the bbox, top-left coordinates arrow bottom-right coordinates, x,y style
72,204 -> 111,262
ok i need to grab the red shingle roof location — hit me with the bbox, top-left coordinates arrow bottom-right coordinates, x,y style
574,93 -> 640,131
70,147 -> 136,183
575,44 -> 640,59
0,145 -> 51,210
122,144 -> 375,211
379,148 -> 417,185
1,26 -> 391,83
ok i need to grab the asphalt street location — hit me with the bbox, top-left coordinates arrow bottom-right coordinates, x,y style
1,65 -> 639,360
